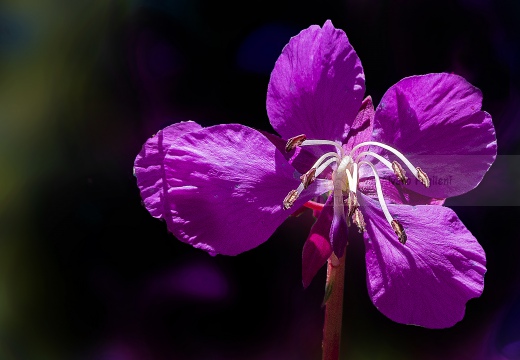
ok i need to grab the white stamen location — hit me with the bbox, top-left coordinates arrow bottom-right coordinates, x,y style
295,182 -> 305,195
358,160 -> 393,225
345,167 -> 354,192
350,141 -> 419,178
315,157 -> 339,177
301,139 -> 344,156
351,162 -> 359,194
355,151 -> 393,172
310,151 -> 340,172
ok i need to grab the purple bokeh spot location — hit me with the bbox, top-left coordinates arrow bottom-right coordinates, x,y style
146,260 -> 230,302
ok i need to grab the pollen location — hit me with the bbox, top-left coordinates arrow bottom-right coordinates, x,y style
391,219 -> 407,244
285,134 -> 307,152
416,167 -> 430,188
300,168 -> 317,189
346,190 -> 358,217
283,189 -> 299,210
353,208 -> 366,233
392,161 -> 408,184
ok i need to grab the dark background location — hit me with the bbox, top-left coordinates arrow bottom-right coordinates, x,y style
1,0 -> 519,359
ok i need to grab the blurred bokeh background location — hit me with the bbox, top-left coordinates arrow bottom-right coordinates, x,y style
1,0 -> 519,359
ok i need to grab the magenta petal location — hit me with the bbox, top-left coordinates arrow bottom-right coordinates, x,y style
134,121 -> 203,224
163,124 -> 330,256
302,196 -> 334,288
267,20 -> 365,142
372,73 -> 497,198
358,194 -> 486,328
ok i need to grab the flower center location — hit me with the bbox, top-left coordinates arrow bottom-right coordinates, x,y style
282,134 -> 430,245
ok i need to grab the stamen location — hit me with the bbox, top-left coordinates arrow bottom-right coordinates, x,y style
391,219 -> 407,244
285,134 -> 307,152
310,152 -> 339,173
416,167 -> 430,188
283,190 -> 299,210
315,157 -> 338,177
345,167 -> 354,193
351,141 -> 419,179
301,139 -> 344,155
282,182 -> 306,210
391,161 -> 408,184
352,208 -> 366,232
358,161 -> 393,225
355,151 -> 393,171
350,162 -> 359,194
300,168 -> 316,189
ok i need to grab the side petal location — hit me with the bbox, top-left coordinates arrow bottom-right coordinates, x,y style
267,20 -> 365,142
372,73 -> 497,198
163,124 -> 331,256
134,121 -> 203,223
358,194 -> 486,328
302,195 -> 334,288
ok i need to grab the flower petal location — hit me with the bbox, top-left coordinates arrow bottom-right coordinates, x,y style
302,196 -> 334,288
358,193 -> 486,328
267,20 -> 365,142
372,73 -> 497,198
163,124 -> 331,256
134,121 -> 203,224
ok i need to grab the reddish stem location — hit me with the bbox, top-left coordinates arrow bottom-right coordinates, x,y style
321,252 -> 346,360
303,200 -> 325,211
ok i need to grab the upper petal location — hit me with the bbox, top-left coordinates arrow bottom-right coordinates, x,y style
359,193 -> 486,328
163,124 -> 331,256
267,20 -> 365,142
134,121 -> 203,225
371,73 -> 497,198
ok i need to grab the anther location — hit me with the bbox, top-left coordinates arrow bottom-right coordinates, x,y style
285,134 -> 307,152
283,190 -> 299,210
300,168 -> 316,189
352,208 -> 366,233
416,167 -> 430,188
392,161 -> 408,184
391,220 -> 407,244
345,191 -> 358,217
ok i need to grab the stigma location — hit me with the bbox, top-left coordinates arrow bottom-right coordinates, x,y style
282,134 -> 430,245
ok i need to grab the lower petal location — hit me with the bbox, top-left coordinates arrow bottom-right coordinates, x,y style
358,193 -> 486,328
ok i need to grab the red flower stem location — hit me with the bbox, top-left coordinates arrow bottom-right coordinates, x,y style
303,200 -> 325,211
321,252 -> 346,360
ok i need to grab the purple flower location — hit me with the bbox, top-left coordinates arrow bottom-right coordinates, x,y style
134,20 -> 497,328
